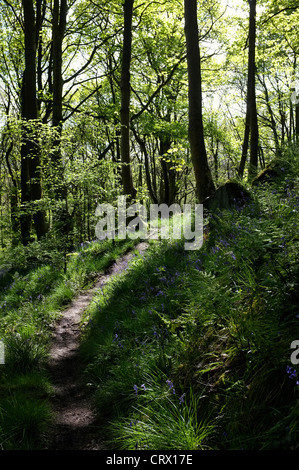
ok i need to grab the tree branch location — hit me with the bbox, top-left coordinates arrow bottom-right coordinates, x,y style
261,5 -> 299,24
130,54 -> 186,122
1,0 -> 24,29
63,85 -> 102,121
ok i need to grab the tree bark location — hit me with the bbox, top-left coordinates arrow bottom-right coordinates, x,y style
51,0 -> 67,199
239,0 -> 259,179
239,107 -> 250,177
132,130 -> 158,204
120,0 -> 136,201
52,0 -> 67,134
248,0 -> 259,178
20,0 -> 47,244
259,75 -> 281,156
184,0 -> 215,202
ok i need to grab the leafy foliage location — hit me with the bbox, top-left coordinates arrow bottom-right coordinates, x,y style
0,0 -> 298,452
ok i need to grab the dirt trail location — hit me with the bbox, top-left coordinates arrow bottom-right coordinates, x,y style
45,242 -> 148,450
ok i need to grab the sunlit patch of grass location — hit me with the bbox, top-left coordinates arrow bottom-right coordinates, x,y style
110,388 -> 214,450
0,236 -> 141,449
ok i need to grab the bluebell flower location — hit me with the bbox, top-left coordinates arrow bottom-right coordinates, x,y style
179,393 -> 186,404
166,379 -> 175,394
166,379 -> 173,388
156,290 -> 164,296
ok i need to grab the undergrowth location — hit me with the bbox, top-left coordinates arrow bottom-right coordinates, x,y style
0,149 -> 298,450
0,236 -> 137,449
79,150 -> 299,450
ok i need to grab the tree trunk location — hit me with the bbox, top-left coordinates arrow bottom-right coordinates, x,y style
239,0 -> 259,179
120,0 -> 136,201
260,75 -> 281,156
52,0 -> 67,136
133,130 -> 158,204
20,0 -> 47,244
248,0 -> 259,178
52,0 -> 67,198
184,0 -> 215,202
239,107 -> 250,177
4,140 -> 20,245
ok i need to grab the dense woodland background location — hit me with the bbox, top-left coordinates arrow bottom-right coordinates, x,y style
0,0 -> 298,247
0,0 -> 298,451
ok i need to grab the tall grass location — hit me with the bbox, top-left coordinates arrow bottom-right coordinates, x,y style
0,236 -> 138,449
80,150 -> 299,450
0,149 -> 298,450
111,388 -> 213,450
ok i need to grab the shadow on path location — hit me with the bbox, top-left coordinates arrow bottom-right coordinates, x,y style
45,242 -> 149,450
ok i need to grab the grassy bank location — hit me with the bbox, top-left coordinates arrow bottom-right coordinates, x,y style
79,154 -> 299,450
0,236 -> 137,449
0,150 -> 298,450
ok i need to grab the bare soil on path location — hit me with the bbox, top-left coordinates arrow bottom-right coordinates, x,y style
45,242 -> 148,450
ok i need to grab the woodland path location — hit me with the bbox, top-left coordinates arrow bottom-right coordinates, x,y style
45,242 -> 149,450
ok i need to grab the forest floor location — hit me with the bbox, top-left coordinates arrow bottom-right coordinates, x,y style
1,162 -> 298,450
45,242 -> 149,450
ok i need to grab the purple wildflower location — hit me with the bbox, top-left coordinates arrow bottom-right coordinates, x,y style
166,379 -> 175,393
166,379 -> 173,389
179,393 -> 186,405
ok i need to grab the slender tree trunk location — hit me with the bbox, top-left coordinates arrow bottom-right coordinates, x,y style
52,0 -> 67,198
212,140 -> 220,185
20,0 -> 47,244
248,0 -> 259,178
184,0 -> 215,202
239,0 -> 259,179
132,130 -> 158,204
4,141 -> 20,245
260,75 -> 281,156
36,0 -> 45,115
160,138 -> 171,205
239,108 -> 250,177
52,0 -> 67,136
120,0 -> 136,201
